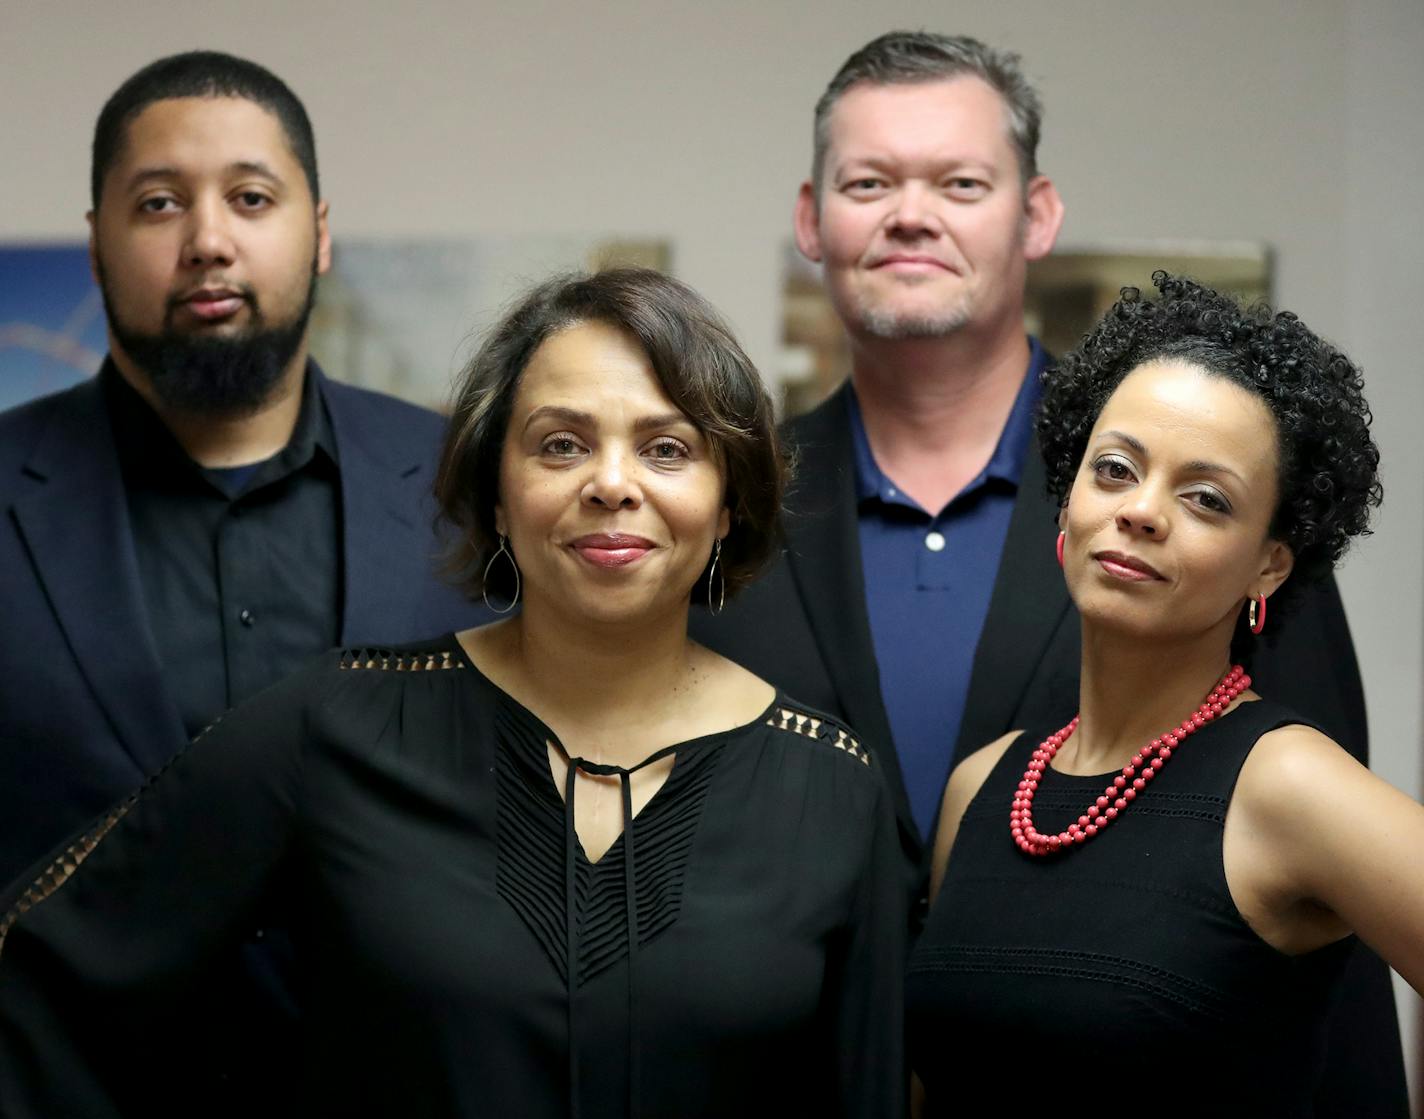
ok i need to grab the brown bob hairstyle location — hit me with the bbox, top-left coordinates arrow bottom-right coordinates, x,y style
435,268 -> 787,607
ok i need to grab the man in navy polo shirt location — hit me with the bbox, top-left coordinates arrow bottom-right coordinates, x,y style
697,29 -> 1073,866
693,30 -> 1404,1116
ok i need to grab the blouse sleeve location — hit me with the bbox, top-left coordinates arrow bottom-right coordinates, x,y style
830,768 -> 908,1118
0,658 -> 319,1118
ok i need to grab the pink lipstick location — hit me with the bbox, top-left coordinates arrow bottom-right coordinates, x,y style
571,533 -> 655,568
1093,550 -> 1165,582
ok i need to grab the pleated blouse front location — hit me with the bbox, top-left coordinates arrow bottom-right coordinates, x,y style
0,639 -> 905,1119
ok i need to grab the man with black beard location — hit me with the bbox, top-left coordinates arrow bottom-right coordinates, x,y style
0,52 -> 484,1112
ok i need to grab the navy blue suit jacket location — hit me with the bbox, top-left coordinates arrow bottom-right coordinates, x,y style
0,363 -> 487,887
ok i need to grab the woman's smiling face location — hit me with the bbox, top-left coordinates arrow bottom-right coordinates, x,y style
496,319 -> 730,628
1061,358 -> 1294,644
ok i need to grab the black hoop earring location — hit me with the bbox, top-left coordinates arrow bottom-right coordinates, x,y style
482,534 -> 521,614
706,538 -> 725,616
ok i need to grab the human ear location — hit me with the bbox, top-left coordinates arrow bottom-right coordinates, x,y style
1021,175 -> 1065,262
314,199 -> 332,276
792,181 -> 824,264
1254,539 -> 1295,600
86,212 -> 100,285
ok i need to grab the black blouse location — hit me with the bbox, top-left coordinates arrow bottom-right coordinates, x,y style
0,639 -> 905,1118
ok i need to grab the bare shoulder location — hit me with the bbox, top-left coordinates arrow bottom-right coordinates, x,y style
930,730 -> 1021,899
1232,721 -> 1383,869
947,732 -> 1021,805
1235,722 -> 1367,823
1231,716 -> 1424,988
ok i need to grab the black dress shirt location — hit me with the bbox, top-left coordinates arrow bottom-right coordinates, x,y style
104,361 -> 342,739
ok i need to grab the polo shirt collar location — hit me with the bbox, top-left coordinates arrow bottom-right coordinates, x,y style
846,336 -> 1047,508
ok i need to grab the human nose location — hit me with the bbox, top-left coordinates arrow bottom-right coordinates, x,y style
183,196 -> 237,268
886,181 -> 939,237
1115,486 -> 1169,539
581,446 -> 643,510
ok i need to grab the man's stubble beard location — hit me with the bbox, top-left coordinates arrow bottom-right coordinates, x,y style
849,277 -> 974,341
857,300 -> 973,340
97,254 -> 319,419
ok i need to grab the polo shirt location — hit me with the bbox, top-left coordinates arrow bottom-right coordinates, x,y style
848,338 -> 1047,836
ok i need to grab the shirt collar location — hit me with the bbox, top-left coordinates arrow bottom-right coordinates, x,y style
846,335 -> 1047,507
103,356 -> 337,496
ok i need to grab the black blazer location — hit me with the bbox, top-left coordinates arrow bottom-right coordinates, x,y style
694,381 -> 1404,1117
0,364 -> 487,887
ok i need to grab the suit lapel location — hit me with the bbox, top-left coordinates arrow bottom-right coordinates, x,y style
954,437 -> 1074,760
12,378 -> 185,774
781,387 -> 917,844
321,375 -> 426,644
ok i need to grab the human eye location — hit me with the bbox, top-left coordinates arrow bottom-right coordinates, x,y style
944,176 -> 988,200
1090,454 -> 1137,484
1186,487 -> 1233,515
137,194 -> 180,216
842,175 -> 888,198
642,436 -> 691,464
233,188 -> 275,212
539,432 -> 586,458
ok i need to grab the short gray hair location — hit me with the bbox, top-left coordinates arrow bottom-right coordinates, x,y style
811,31 -> 1044,195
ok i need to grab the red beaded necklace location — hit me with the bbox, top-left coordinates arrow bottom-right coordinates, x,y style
1011,664 -> 1251,856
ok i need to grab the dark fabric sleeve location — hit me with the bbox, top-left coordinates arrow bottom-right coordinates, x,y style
0,664 -> 313,1119
830,769 -> 908,1119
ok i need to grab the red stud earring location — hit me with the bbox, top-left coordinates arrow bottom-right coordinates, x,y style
1248,593 -> 1267,635
1055,531 -> 1065,568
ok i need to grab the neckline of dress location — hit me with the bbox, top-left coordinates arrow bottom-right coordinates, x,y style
447,630 -> 783,767
1041,696 -> 1261,783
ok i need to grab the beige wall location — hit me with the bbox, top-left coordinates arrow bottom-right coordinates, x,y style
5,0 -> 1423,1093
1343,3 -> 1424,1094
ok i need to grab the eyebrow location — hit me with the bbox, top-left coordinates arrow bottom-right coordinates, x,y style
835,155 -> 992,177
122,160 -> 284,194
1099,430 -> 1147,456
1183,459 -> 1246,485
522,405 -> 695,434
1097,429 -> 1245,484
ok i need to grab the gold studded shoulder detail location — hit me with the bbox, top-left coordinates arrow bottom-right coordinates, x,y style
338,648 -> 464,672
765,704 -> 871,766
0,798 -> 135,958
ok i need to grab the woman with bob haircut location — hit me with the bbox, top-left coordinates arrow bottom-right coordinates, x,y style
906,273 -> 1424,1116
0,268 -> 904,1119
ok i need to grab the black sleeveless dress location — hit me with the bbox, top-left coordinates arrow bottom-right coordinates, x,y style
906,698 -> 1352,1118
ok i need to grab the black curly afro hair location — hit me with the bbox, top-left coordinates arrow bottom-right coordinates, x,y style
1038,272 -> 1381,613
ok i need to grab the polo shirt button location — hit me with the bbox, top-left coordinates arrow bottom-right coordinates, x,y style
925,531 -> 946,552
239,608 -> 256,627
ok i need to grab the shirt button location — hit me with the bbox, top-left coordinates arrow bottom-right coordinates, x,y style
239,608 -> 256,627
925,531 -> 946,552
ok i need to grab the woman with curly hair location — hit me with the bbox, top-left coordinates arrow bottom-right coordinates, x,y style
907,273 -> 1417,1115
